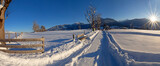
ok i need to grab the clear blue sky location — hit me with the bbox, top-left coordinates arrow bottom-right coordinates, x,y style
4,0 -> 160,32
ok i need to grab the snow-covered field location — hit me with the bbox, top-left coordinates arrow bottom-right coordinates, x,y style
1,29 -> 160,66
5,32 -> 20,39
109,29 -> 160,66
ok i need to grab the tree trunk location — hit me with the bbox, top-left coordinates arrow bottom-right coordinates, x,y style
0,7 -> 6,45
92,21 -> 95,31
0,0 -> 12,44
0,20 -> 5,44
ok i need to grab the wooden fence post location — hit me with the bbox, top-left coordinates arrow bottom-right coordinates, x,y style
42,37 -> 45,53
8,33 -> 10,43
73,34 -> 75,41
15,32 -> 17,38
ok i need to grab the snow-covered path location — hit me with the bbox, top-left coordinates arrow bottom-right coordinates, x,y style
67,31 -> 119,66
97,31 -> 119,66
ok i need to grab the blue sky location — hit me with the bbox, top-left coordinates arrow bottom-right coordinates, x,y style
4,0 -> 160,32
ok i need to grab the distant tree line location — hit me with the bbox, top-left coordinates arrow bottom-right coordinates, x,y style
33,21 -> 46,32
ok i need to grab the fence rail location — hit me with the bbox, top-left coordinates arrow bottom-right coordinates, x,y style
0,49 -> 44,53
0,38 -> 44,42
0,44 -> 43,48
0,37 -> 45,53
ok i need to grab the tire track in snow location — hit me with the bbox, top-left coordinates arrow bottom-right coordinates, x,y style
106,31 -> 132,66
65,31 -> 99,66
74,31 -> 120,66
96,31 -> 119,66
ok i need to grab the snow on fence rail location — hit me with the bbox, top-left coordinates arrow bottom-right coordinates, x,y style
76,33 -> 87,40
77,33 -> 85,38
0,37 -> 45,53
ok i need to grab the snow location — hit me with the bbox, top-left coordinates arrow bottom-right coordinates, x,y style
110,32 -> 160,53
0,29 -> 99,66
66,31 -> 99,66
5,33 -> 20,39
109,29 -> 160,66
1,29 -> 160,66
74,31 -> 118,66
109,29 -> 160,53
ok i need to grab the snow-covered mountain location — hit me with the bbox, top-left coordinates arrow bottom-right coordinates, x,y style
48,18 -> 121,31
101,18 -> 123,26
48,22 -> 90,31
120,18 -> 149,27
48,18 -> 158,31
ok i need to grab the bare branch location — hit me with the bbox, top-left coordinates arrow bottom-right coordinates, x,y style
85,5 -> 96,31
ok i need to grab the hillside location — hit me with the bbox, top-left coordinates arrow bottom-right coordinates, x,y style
48,22 -> 90,31
48,18 -> 160,31
101,18 -> 122,26
120,18 -> 149,28
48,18 -> 121,31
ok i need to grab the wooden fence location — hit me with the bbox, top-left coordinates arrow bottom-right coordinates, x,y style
6,32 -> 22,39
0,37 -> 45,53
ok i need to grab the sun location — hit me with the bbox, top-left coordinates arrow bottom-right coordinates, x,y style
149,15 -> 158,23
145,14 -> 160,30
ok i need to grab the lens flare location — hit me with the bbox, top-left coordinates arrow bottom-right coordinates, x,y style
144,14 -> 159,30
149,15 -> 157,23
143,0 -> 160,30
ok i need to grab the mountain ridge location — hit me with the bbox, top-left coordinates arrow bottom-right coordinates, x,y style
48,18 -> 157,31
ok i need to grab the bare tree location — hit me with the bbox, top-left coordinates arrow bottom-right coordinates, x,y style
41,25 -> 46,31
96,14 -> 101,30
0,0 -> 12,44
33,21 -> 39,32
85,6 -> 96,31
